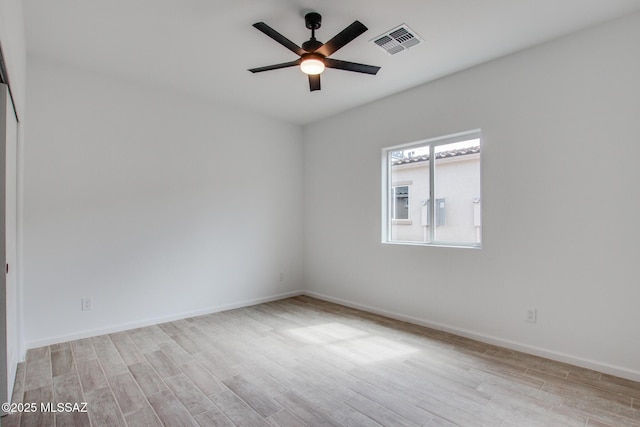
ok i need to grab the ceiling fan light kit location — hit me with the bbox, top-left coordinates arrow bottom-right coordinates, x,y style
300,55 -> 325,75
248,12 -> 381,92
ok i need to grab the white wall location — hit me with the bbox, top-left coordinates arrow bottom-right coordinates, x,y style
0,0 -> 26,119
303,12 -> 640,380
24,57 -> 303,347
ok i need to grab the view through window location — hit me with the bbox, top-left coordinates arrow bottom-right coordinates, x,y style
383,131 -> 481,247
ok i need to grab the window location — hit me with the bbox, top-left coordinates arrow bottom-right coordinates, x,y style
392,185 -> 409,220
382,130 -> 481,247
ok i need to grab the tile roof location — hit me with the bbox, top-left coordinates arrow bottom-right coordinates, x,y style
392,146 -> 480,166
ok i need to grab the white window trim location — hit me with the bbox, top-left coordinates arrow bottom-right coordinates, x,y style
381,129 -> 482,249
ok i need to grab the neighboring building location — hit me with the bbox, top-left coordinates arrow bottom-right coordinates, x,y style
390,145 -> 480,244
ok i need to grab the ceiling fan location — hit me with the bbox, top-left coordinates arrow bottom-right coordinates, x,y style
248,12 -> 381,92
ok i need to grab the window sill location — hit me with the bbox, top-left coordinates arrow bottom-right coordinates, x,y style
391,220 -> 413,225
382,240 -> 481,249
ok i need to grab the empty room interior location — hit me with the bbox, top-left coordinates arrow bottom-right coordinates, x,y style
1,0 -> 640,426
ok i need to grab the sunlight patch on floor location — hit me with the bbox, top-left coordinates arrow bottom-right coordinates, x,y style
285,322 -> 370,344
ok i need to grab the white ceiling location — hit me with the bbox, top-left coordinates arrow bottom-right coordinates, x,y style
24,0 -> 640,125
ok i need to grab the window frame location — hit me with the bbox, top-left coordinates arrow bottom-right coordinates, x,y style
381,129 -> 482,249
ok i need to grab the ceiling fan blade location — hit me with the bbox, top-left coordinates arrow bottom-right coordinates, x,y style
309,74 -> 321,91
324,58 -> 380,75
248,59 -> 301,73
316,21 -> 368,57
253,22 -> 305,56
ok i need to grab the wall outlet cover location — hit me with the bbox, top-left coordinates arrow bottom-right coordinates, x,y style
526,308 -> 537,323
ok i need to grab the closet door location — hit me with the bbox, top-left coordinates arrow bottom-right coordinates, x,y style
1,83 -> 17,411
0,83 -> 7,410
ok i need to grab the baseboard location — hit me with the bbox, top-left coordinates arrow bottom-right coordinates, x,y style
24,288 -> 640,382
25,290 -> 304,350
303,290 -> 640,382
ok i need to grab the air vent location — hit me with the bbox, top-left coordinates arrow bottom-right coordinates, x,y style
372,24 -> 423,55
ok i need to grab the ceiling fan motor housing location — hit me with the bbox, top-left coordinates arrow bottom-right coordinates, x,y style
302,39 -> 323,52
305,12 -> 322,30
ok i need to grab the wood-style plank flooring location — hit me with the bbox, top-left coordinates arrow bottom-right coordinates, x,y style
3,296 -> 640,426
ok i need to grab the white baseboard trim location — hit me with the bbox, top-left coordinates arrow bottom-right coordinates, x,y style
25,290 -> 304,350
303,290 -> 640,382
24,289 -> 640,382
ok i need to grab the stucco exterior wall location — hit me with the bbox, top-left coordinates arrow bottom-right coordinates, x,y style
390,153 -> 480,243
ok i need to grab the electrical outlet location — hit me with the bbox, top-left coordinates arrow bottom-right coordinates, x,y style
82,297 -> 92,311
526,308 -> 537,323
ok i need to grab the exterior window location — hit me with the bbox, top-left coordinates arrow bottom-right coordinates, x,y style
382,130 -> 481,248
392,186 -> 409,219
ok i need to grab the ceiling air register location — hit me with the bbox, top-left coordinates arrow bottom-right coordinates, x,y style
372,24 -> 423,55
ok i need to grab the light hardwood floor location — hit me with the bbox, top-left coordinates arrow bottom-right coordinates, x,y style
3,296 -> 639,426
